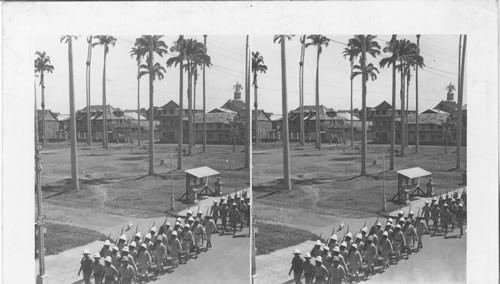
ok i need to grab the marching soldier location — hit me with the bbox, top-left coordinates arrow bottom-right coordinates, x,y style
239,198 -> 247,231
393,225 -> 405,261
117,256 -> 136,284
450,199 -> 458,231
197,211 -> 205,225
229,202 -> 240,237
461,189 -> 467,208
403,219 -> 417,255
103,256 -> 119,284
347,243 -> 363,282
100,240 -> 113,258
120,246 -> 137,274
133,232 -> 142,246
204,215 -> 218,248
219,201 -> 229,235
128,242 -> 138,262
117,235 -> 127,251
441,203 -> 452,236
431,201 -> 441,234
288,249 -> 304,284
91,253 -> 105,284
185,210 -> 193,224
78,249 -> 93,284
302,253 -> 315,284
154,238 -> 168,275
150,226 -> 158,242
339,242 -> 349,261
169,231 -> 183,268
415,217 -> 428,250
313,256 -> 329,284
456,203 -> 466,237
136,243 -> 151,282
182,224 -> 194,260
354,233 -> 365,259
321,246 -> 331,269
397,210 -> 404,220
368,227 -> 380,254
110,247 -> 121,272
143,233 -> 154,255
310,240 -> 323,258
329,256 -> 347,284
380,231 -> 393,270
331,246 -> 348,275
344,232 -> 353,251
246,202 -> 251,236
193,218 -> 207,255
407,211 -> 416,226
210,200 -> 220,225
422,200 -> 432,227
364,236 -> 377,275
327,234 -> 338,250
360,227 -> 369,243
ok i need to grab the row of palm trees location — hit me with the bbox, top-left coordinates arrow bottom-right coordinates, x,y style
269,34 -> 465,190
35,35 -> 223,190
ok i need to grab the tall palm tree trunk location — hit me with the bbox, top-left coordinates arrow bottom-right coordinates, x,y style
203,35 -> 207,152
360,43 -> 367,176
86,36 -> 93,145
280,35 -> 291,190
254,71 -> 259,145
400,66 -> 406,156
315,48 -> 321,149
187,63 -> 193,155
41,72 -> 46,145
68,37 -> 80,190
193,69 -> 197,146
390,59 -> 396,170
102,50 -> 108,150
244,35 -> 251,168
299,36 -> 306,146
415,35 -> 420,152
456,35 -> 466,169
148,51 -> 155,175
406,75 -> 410,147
137,61 -> 142,146
350,62 -> 354,147
177,60 -> 184,169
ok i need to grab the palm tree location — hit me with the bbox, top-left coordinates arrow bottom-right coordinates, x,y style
415,34 -> 421,152
93,35 -> 117,150
228,116 -> 244,153
379,35 -> 398,170
203,35 -> 208,152
346,35 -> 381,176
298,35 -> 306,146
85,36 -> 93,145
34,51 -> 54,145
273,35 -> 294,191
134,35 -> 168,175
167,36 -> 186,169
244,35 -> 251,169
130,44 -> 147,147
60,35 -> 80,191
305,35 -> 330,150
343,46 -> 357,148
404,49 -> 424,148
251,51 -> 268,145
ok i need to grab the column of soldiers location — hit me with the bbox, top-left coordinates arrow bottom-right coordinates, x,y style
288,189 -> 466,284
77,190 -> 250,284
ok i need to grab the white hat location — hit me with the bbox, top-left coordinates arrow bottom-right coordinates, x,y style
121,246 -> 129,253
129,241 -> 136,248
322,246 -> 329,251
188,216 -> 194,222
395,225 -> 401,229
112,246 -> 119,252
315,240 -> 322,246
232,202 -> 237,206
340,241 -> 347,248
399,217 -> 405,223
361,227 -> 368,233
367,236 -> 374,242
104,240 -> 111,246
458,203 -> 463,207
94,253 -> 101,259
383,231 -> 389,237
176,217 -> 182,223
175,221 -> 181,226
386,222 -> 392,227
351,243 -> 358,250
332,246 -> 340,253
398,210 -> 404,215
304,253 -> 312,258
355,233 -> 362,240
346,232 -> 352,238
198,211 -> 203,215
195,217 -> 201,222
187,210 -> 193,215
184,224 -> 190,229
315,256 -> 322,263
150,226 -> 157,233
425,200 -> 430,204
119,234 -> 127,241
172,231 -> 178,236
376,222 -> 382,227
388,218 -> 393,223
409,211 -> 414,215
248,202 -> 251,206
330,234 -> 338,241
444,203 -> 448,207
293,248 -> 301,254
140,243 -> 147,249
145,233 -> 151,239
104,256 -> 112,263
82,249 -> 90,255
165,221 -> 171,226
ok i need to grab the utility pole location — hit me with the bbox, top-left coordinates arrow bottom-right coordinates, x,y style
35,76 -> 46,284
415,34 -> 420,152
203,35 -> 207,152
244,35 -> 251,168
170,150 -> 175,211
382,151 -> 387,211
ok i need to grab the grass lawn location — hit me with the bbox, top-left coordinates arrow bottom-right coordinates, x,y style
253,142 -> 466,222
41,142 -> 249,219
41,222 -> 108,256
256,222 -> 320,256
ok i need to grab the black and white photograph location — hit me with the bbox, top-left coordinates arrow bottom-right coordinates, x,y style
1,1 -> 499,284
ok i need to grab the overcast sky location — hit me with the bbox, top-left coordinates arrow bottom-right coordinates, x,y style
35,34 -> 465,115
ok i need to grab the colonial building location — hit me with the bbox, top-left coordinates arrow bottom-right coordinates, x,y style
396,112 -> 450,145
288,105 -> 337,142
251,109 -> 272,142
367,101 -> 416,144
37,110 -> 60,141
158,100 -> 203,143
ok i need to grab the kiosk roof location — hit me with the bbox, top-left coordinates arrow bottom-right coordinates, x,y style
185,166 -> 220,178
397,167 -> 432,179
